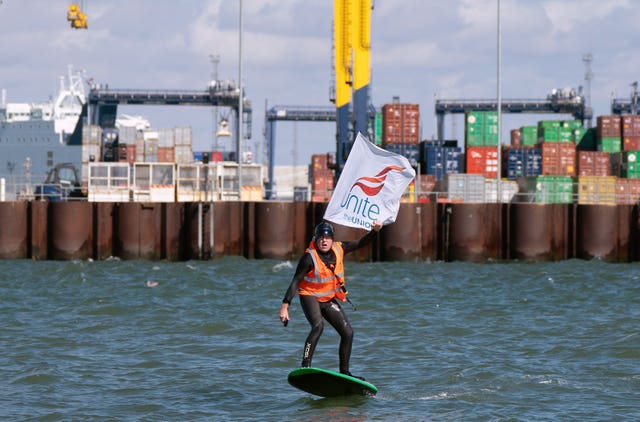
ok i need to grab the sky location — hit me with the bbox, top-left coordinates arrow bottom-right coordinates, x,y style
1,0 -> 639,167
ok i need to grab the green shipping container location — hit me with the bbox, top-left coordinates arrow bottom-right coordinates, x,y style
622,151 -> 640,178
374,113 -> 383,146
520,126 -> 538,146
598,137 -> 622,153
535,175 -> 574,204
465,111 -> 499,146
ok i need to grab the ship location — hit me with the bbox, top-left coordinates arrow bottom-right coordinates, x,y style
0,66 -> 86,199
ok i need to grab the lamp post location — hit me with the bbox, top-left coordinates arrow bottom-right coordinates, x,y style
237,0 -> 244,200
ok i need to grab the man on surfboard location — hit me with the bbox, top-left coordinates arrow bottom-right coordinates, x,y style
279,220 -> 382,379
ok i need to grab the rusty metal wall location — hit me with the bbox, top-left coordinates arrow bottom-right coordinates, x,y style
31,201 -> 48,260
164,203 -> 186,261
380,203 -> 438,262
445,203 -> 502,262
114,203 -> 163,260
575,204 -> 632,262
95,203 -> 114,260
0,202 -> 28,259
510,203 -> 571,261
254,202 -> 304,260
7,201 -> 640,262
49,202 -> 93,260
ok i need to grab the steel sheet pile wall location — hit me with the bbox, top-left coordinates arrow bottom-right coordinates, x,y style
1,201 -> 639,262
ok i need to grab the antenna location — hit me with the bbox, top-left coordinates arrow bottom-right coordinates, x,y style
582,53 -> 593,107
582,53 -> 593,127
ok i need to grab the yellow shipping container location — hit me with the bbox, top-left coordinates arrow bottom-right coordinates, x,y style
576,176 -> 617,205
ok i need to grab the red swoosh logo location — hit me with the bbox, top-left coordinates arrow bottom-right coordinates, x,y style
349,165 -> 406,196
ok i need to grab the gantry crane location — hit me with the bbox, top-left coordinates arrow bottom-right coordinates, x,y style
67,2 -> 88,29
334,0 -> 373,175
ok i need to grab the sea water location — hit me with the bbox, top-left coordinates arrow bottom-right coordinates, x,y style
1,258 -> 639,420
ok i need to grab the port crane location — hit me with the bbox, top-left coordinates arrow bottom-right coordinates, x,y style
264,0 -> 374,198
434,87 -> 593,141
67,2 -> 88,29
610,82 -> 639,115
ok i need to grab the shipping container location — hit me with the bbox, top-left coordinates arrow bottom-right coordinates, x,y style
541,142 -> 576,176
510,128 -> 521,146
576,175 -> 616,205
520,126 -> 538,146
466,146 -> 498,178
381,102 -> 420,145
616,178 -> 640,204
174,126 -> 193,146
597,115 -> 622,138
465,111 -> 498,146
610,151 -> 640,178
577,151 -> 610,176
443,173 -> 486,203
419,141 -> 462,180
484,178 -> 519,202
503,146 -> 541,179
534,175 -> 574,204
384,143 -> 420,168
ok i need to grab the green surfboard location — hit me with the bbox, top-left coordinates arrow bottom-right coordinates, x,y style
287,367 -> 377,397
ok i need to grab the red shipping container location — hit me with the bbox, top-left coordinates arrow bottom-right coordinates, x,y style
311,173 -> 334,202
382,103 -> 420,145
311,153 -> 329,170
577,151 -> 610,176
597,115 -> 621,138
510,129 -> 521,146
541,142 -> 576,176
157,146 -> 175,163
616,178 -> 640,204
466,146 -> 498,178
622,115 -> 640,137
623,135 -> 640,151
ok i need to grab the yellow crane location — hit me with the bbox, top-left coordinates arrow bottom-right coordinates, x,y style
67,2 -> 88,29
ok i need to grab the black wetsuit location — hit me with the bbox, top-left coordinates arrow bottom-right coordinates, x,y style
282,230 -> 376,373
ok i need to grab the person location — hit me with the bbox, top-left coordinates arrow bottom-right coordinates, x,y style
279,219 -> 383,379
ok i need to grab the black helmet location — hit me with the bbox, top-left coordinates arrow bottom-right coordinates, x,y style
314,221 -> 334,239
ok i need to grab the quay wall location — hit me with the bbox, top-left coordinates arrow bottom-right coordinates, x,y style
0,201 -> 638,263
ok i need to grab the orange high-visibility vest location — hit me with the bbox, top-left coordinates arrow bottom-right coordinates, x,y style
298,240 -> 345,302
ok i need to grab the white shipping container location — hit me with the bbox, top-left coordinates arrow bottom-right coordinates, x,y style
118,126 -> 138,145
82,143 -> 101,163
174,145 -> 194,164
445,174 -> 486,202
174,126 -> 193,146
484,179 -> 519,203
82,125 -> 102,145
158,128 -> 175,147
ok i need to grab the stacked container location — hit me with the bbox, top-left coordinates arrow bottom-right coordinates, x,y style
466,146 -> 498,178
465,111 -> 498,146
596,115 -> 622,152
576,175 -> 616,205
309,153 -> 334,202
503,146 -> 542,179
117,126 -> 138,163
577,151 -> 610,176
381,100 -> 419,144
419,140 -> 462,181
157,128 -> 175,163
622,115 -> 640,150
174,126 -> 194,164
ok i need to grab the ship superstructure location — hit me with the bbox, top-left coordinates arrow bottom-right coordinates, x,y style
0,66 -> 86,198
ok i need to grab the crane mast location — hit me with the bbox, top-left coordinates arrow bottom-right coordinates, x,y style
334,0 -> 371,176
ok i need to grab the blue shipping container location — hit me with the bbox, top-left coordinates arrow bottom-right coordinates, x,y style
419,143 -> 463,180
384,143 -> 420,169
505,147 -> 542,179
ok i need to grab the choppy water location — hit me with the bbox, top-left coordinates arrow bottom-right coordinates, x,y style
1,257 -> 639,421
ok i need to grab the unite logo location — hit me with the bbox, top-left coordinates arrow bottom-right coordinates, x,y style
339,165 -> 406,226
